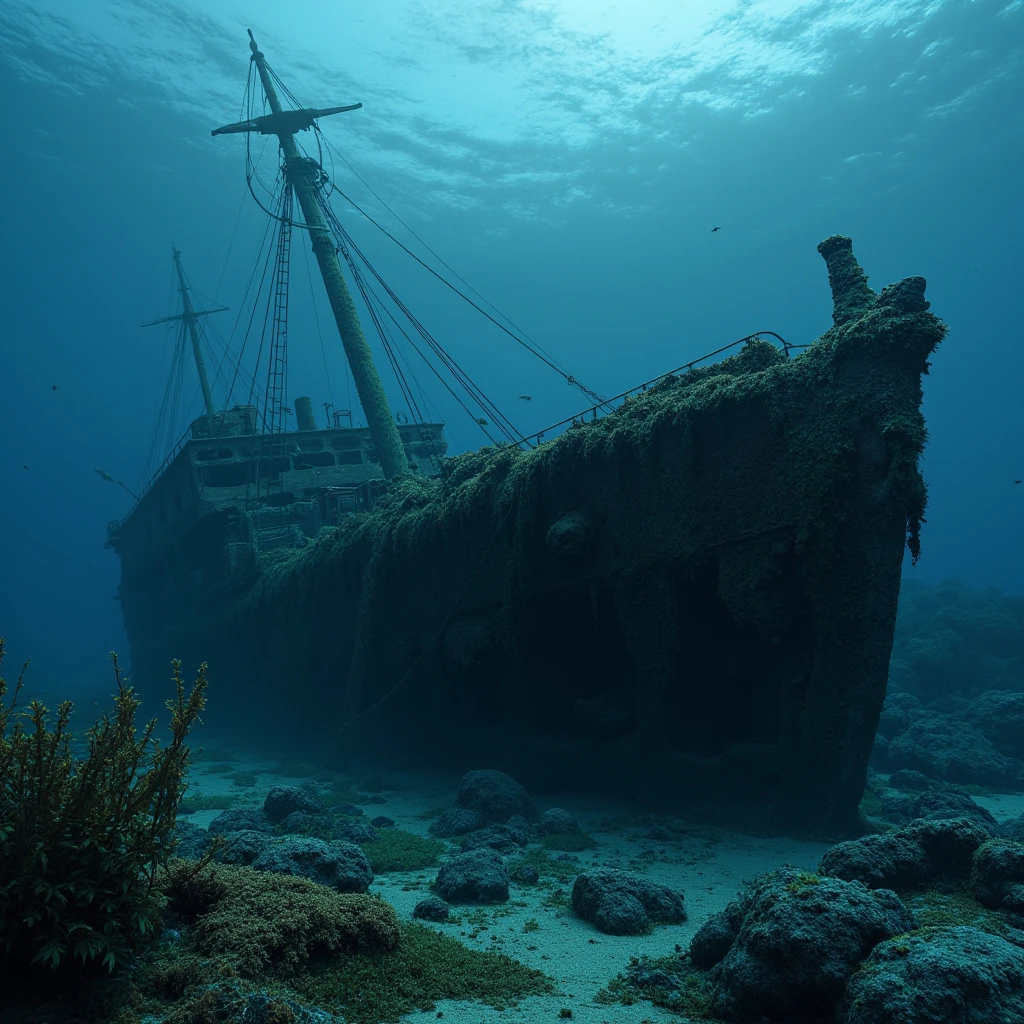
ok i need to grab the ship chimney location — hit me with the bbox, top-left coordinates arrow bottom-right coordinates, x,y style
294,396 -> 317,431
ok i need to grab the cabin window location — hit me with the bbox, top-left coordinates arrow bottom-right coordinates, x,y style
293,452 -> 335,469
336,450 -> 363,465
202,463 -> 250,488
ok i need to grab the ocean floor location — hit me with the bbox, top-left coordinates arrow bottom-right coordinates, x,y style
181,748 -> 832,1024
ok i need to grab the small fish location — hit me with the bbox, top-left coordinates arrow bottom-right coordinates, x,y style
96,468 -> 115,483
518,394 -> 532,401
1016,479 -> 1022,484
477,417 -> 489,426
711,226 -> 721,233
51,384 -> 58,391
22,464 -> 28,470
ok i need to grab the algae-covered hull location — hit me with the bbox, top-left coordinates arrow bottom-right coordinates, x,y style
113,236 -> 945,837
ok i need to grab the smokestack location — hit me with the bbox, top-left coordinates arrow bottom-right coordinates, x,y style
294,396 -> 317,431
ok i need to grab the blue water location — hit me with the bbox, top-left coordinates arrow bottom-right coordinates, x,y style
1,0 -> 1021,696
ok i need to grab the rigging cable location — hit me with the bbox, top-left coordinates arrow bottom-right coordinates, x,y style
315,125 -> 593,399
315,187 -> 524,446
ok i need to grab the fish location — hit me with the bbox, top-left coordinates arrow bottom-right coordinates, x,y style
51,384 -> 58,391
22,464 -> 28,470
477,417 -> 489,426
711,226 -> 721,233
518,394 -> 532,401
95,468 -> 115,483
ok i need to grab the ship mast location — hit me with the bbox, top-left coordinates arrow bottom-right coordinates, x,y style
140,246 -> 226,419
211,29 -> 408,480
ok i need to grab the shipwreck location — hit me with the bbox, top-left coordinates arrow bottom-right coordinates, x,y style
107,30 -> 945,837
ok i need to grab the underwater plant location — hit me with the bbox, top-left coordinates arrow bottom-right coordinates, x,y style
0,638 -> 207,973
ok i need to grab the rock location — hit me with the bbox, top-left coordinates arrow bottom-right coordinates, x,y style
871,733 -> 890,766
688,899 -> 747,969
455,770 -> 537,822
252,837 -> 373,893
278,809 -> 334,835
208,806 -> 273,835
333,818 -> 380,844
964,691 -> 1024,758
264,785 -> 327,823
331,803 -> 364,817
710,869 -> 915,1023
971,839 -> 1024,912
888,769 -> 932,791
877,701 -> 912,740
428,806 -> 486,838
504,815 -> 535,843
218,829 -> 272,866
460,824 -> 531,855
819,817 -> 990,891
370,816 -> 395,828
571,869 -> 686,936
412,896 -> 451,922
537,808 -> 579,836
886,692 -> 1024,788
1004,815 -> 1024,843
626,960 -> 683,993
172,820 -> 214,861
434,849 -> 510,903
912,787 -> 1003,834
511,863 -> 538,884
877,777 -> 1002,834
841,926 -> 1024,1024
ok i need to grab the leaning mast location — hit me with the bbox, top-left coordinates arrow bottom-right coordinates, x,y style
141,246 -> 226,419
211,29 -> 408,480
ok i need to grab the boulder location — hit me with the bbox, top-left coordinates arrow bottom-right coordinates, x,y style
455,770 -> 537,822
842,926 -> 1024,1024
688,899 -> 747,969
877,780 -> 1001,834
412,896 -> 451,922
970,839 -> 1024,912
263,785 -> 328,823
434,849 -> 510,903
252,837 -> 373,893
208,806 -> 273,835
537,808 -> 580,836
218,829 -> 272,866
710,869 -> 915,1023
428,806 -> 486,838
819,817 -> 990,891
888,769 -> 932,791
571,869 -> 686,936
1003,814 -> 1024,843
886,693 -> 1024,788
459,824 -> 531,855
172,820 -> 214,861
278,809 -> 334,836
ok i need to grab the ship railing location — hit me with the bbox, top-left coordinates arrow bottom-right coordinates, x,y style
507,330 -> 803,450
112,426 -> 194,528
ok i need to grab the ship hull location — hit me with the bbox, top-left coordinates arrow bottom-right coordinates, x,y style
116,237 -> 945,837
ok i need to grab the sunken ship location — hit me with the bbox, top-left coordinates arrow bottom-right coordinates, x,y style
107,31 -> 945,837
